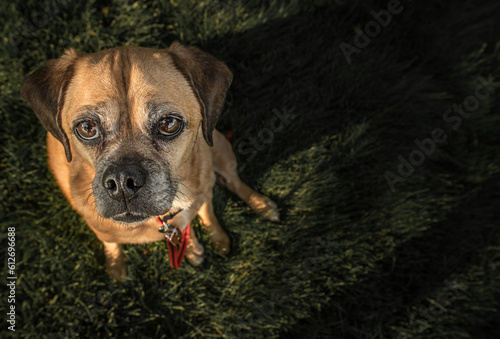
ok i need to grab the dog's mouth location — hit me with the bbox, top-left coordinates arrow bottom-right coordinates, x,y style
99,198 -> 175,224
112,211 -> 150,224
110,205 -> 177,224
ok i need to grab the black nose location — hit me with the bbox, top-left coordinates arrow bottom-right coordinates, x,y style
102,164 -> 147,201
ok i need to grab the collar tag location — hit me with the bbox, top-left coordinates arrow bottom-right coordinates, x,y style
158,221 -> 179,243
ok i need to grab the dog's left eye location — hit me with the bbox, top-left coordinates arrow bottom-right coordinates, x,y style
75,120 -> 99,141
157,116 -> 183,138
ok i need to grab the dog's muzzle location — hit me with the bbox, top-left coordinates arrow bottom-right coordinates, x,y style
92,157 -> 175,224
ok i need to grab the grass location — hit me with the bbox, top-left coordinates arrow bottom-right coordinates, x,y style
1,0 -> 500,338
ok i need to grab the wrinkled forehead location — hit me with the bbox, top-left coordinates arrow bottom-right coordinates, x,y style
63,47 -> 200,125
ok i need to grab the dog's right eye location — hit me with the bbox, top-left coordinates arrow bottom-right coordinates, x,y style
75,120 -> 99,141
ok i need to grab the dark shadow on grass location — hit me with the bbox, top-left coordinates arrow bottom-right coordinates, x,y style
281,175 -> 500,338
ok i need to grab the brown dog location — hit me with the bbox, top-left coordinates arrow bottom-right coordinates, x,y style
21,42 -> 279,280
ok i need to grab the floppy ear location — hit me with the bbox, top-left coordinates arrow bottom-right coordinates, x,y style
167,41 -> 233,146
21,49 -> 80,162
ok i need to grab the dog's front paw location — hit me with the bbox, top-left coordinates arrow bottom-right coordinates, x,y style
105,260 -> 128,282
186,247 -> 205,266
185,236 -> 205,266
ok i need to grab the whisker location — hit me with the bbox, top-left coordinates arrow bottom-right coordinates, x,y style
85,191 -> 94,206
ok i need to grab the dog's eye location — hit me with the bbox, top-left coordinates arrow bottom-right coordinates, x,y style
158,116 -> 183,137
75,120 -> 99,140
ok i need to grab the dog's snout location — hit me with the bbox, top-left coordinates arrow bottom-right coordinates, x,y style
102,164 -> 147,201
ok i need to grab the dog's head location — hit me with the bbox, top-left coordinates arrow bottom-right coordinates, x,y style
21,43 -> 232,223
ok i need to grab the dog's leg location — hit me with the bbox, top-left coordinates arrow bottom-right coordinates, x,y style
198,192 -> 231,255
212,131 -> 280,222
102,241 -> 127,281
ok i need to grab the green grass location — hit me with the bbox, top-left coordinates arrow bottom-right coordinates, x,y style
1,0 -> 500,338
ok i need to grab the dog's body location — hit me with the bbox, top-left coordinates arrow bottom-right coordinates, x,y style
22,43 -> 279,280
